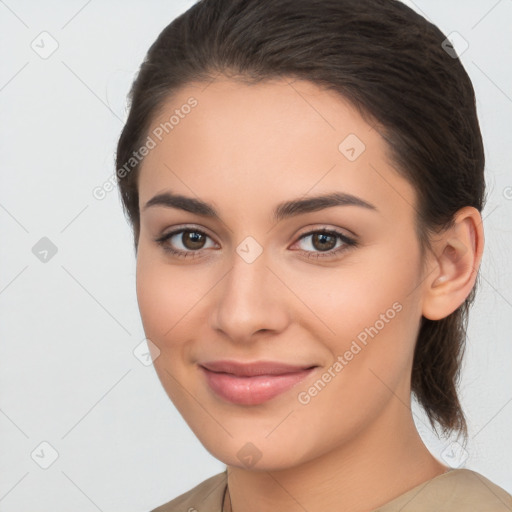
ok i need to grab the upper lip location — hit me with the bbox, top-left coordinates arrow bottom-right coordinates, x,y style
200,360 -> 316,377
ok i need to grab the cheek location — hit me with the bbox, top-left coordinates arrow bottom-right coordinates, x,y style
291,260 -> 421,439
135,252 -> 201,409
136,249 -> 183,343
135,249 -> 214,347
293,247 -> 421,343
290,244 -> 423,407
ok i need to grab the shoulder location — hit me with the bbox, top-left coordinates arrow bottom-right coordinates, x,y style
376,468 -> 512,512
434,468 -> 512,510
150,471 -> 227,512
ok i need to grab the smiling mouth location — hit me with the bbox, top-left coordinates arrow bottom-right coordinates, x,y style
199,360 -> 318,405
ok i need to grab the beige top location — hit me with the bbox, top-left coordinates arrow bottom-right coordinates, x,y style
151,468 -> 512,511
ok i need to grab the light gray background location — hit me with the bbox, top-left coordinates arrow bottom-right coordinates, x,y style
1,1 -> 511,511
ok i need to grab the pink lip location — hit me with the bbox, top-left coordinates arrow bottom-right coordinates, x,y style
199,360 -> 317,405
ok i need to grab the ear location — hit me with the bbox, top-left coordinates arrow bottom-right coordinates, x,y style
421,206 -> 485,321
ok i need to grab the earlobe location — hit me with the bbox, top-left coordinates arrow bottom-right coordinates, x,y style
422,207 -> 484,321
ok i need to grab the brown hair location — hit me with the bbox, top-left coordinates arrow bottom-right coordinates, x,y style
116,0 -> 486,441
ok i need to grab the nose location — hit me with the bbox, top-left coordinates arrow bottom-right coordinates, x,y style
209,247 -> 290,343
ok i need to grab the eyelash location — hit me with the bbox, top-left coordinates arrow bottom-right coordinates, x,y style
155,226 -> 358,260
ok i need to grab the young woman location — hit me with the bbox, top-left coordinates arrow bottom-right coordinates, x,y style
116,0 -> 512,510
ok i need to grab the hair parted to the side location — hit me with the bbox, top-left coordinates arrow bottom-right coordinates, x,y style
116,0 -> 486,442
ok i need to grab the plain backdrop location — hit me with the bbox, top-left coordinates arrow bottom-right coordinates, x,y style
1,1 -> 511,511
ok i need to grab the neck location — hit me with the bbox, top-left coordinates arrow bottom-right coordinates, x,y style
225,401 -> 447,512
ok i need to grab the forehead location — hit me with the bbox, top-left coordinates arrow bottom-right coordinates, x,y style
137,77 -> 415,222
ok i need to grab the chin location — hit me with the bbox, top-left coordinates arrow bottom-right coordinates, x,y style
189,425 -> 317,472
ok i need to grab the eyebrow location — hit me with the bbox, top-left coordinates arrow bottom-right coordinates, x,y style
142,190 -> 377,223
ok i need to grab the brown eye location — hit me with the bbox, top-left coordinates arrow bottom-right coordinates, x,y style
294,228 -> 358,259
181,230 -> 207,250
310,232 -> 337,252
155,227 -> 216,257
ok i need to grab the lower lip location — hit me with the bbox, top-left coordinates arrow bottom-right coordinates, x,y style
200,366 -> 316,405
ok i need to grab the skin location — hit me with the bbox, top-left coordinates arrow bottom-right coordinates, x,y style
135,77 -> 484,512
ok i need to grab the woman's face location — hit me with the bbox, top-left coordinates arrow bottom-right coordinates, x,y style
136,77 -> 431,469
